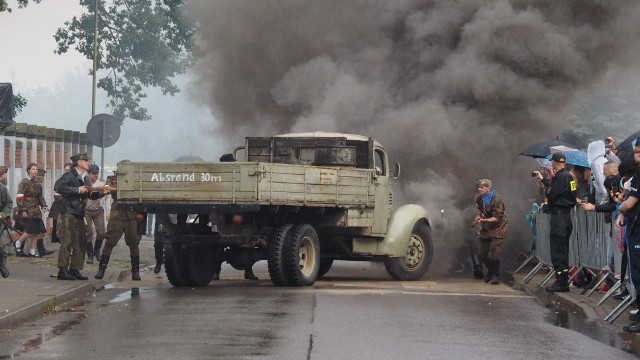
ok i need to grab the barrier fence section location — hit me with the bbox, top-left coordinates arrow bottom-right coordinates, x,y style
521,206 -> 631,323
0,122 -> 93,232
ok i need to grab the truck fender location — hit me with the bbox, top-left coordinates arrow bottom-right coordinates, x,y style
379,204 -> 429,258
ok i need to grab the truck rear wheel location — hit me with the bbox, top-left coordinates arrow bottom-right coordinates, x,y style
164,242 -> 193,287
185,245 -> 217,287
268,224 -> 294,286
283,224 -> 320,286
384,221 -> 433,281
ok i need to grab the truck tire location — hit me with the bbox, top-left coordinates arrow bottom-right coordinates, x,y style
164,242 -> 193,287
185,245 -> 217,287
268,224 -> 294,286
317,259 -> 334,278
384,221 -> 433,281
283,224 -> 320,286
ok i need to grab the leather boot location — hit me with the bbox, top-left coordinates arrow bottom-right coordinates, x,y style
0,251 -> 9,278
94,255 -> 110,279
244,267 -> 258,280
57,267 -> 76,281
86,242 -> 94,264
545,271 -> 569,293
93,239 -> 103,260
472,265 -> 484,280
483,260 -> 493,283
37,238 -> 54,256
131,256 -> 141,281
69,269 -> 88,280
153,243 -> 163,274
490,260 -> 500,285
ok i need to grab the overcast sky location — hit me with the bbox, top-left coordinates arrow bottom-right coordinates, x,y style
0,0 -> 226,170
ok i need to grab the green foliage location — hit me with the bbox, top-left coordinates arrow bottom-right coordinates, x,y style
54,0 -> 196,123
0,0 -> 40,12
12,94 -> 27,117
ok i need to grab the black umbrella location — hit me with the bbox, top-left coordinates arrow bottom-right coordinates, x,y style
519,138 -> 581,159
616,130 -> 640,154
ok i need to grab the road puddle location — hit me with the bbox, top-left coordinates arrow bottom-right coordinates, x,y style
545,301 -> 640,356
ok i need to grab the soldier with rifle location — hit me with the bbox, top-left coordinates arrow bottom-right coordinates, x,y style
95,173 -> 144,281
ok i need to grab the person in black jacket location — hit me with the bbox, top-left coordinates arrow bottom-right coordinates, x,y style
55,153 -> 108,281
619,139 -> 640,332
533,152 -> 577,292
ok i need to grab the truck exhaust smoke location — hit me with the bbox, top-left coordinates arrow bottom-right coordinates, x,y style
185,0 -> 640,269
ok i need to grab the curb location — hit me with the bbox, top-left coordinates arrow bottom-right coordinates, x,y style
0,282 -> 98,330
0,266 -> 145,330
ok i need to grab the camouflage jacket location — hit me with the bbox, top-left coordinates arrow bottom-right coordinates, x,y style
17,176 -> 47,219
0,181 -> 13,219
475,192 -> 508,240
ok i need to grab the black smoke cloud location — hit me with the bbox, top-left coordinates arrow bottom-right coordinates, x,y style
185,0 -> 640,267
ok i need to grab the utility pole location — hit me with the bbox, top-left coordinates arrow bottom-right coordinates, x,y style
91,0 -> 105,178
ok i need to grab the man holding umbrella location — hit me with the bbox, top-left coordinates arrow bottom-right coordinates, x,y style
533,152 -> 577,293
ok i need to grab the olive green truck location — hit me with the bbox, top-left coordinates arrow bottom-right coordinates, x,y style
116,132 -> 433,287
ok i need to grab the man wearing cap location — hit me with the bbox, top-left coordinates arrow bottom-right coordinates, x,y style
84,164 -> 106,264
55,153 -> 108,281
534,152 -> 577,292
619,137 -> 640,332
15,163 -> 49,257
0,166 -> 13,278
473,179 -> 508,285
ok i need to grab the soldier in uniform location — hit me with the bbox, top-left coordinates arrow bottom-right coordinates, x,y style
473,179 -> 508,285
0,166 -> 13,278
56,153 -> 107,280
15,163 -> 49,257
95,174 -> 143,281
48,163 -> 72,244
534,152 -> 577,293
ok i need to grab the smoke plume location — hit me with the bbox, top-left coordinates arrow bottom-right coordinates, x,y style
185,0 -> 640,269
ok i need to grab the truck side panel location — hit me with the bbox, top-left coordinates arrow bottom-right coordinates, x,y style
259,163 -> 374,207
116,161 -> 375,210
117,162 -> 259,203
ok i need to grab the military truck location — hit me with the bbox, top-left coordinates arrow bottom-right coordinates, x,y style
116,131 -> 433,287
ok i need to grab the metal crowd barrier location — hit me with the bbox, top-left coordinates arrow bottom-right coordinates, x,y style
516,205 -> 627,323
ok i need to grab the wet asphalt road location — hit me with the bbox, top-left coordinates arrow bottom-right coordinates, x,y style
0,261 -> 636,360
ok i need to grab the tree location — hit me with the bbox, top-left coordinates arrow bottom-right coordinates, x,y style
54,0 -> 196,123
0,0 -> 36,13
12,94 -> 27,117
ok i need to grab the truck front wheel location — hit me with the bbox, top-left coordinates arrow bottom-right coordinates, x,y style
283,224 -> 320,286
384,221 -> 433,281
317,259 -> 334,278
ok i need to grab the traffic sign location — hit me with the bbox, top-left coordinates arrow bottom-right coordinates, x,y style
86,113 -> 120,148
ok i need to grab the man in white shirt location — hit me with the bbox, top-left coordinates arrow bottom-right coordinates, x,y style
84,164 -> 106,264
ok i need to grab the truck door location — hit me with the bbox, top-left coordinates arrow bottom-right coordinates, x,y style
372,147 -> 391,236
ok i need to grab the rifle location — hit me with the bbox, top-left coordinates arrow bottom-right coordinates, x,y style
86,186 -> 117,193
0,216 -> 22,235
